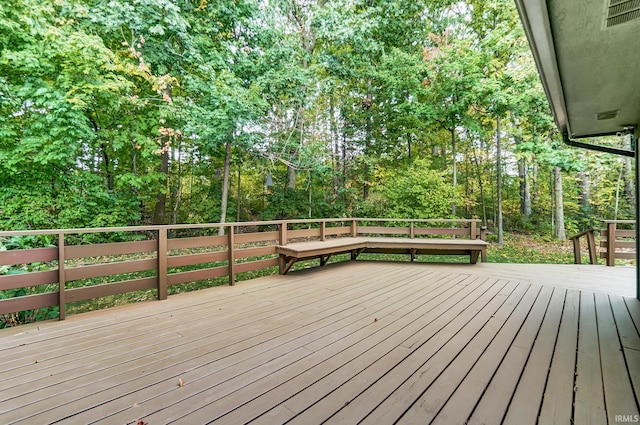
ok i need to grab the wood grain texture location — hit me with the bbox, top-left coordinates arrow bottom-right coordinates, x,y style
0,261 -> 637,425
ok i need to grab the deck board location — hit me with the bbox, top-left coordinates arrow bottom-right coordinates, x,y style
574,292 -> 608,425
538,289 -> 580,425
428,284 -> 541,425
596,293 -> 640,424
0,262 -> 637,425
502,288 -> 566,425
466,285 -> 553,425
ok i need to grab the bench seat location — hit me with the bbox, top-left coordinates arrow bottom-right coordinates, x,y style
276,236 -> 488,274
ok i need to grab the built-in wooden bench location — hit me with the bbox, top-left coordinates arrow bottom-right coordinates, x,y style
276,219 -> 488,274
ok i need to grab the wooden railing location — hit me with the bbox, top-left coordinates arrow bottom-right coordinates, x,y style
0,218 -> 483,322
570,220 -> 636,266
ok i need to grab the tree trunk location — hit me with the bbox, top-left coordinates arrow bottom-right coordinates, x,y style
172,138 -> 183,225
286,163 -> 296,189
578,170 -> 591,215
236,158 -> 241,222
623,156 -> 635,204
152,149 -> 169,224
363,78 -> 373,201
531,162 -> 539,205
451,128 -> 457,217
518,159 -> 532,219
218,141 -> 231,236
330,95 -> 340,196
496,115 -> 503,244
472,144 -> 488,227
101,143 -> 114,191
553,166 -> 566,240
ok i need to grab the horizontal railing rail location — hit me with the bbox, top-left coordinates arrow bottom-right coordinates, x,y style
601,220 -> 636,266
570,220 -> 636,266
0,218 -> 483,323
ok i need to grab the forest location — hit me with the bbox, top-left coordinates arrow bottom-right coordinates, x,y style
0,0 -> 636,239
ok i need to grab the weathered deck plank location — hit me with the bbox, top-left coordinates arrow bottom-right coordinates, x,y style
466,285 -> 554,425
428,284 -> 542,425
596,292 -> 640,424
538,289 -> 580,425
0,262 -> 637,425
573,292 -> 607,425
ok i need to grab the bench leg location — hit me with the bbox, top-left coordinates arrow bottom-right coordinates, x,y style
350,248 -> 366,261
470,250 -> 480,264
279,255 -> 297,275
410,248 -> 416,262
320,254 -> 333,266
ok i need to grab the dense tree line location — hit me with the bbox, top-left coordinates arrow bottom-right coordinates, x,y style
0,0 -> 635,238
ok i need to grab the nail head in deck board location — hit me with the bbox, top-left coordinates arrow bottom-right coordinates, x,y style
573,292 -> 607,425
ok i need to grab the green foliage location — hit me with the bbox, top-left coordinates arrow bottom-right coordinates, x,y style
378,160 -> 458,219
0,0 -> 633,242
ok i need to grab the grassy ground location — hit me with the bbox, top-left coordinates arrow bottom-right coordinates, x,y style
488,233 -> 576,264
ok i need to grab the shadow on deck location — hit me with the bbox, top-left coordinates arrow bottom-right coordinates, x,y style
0,262 -> 638,424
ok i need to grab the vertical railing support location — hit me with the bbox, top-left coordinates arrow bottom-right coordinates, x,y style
279,221 -> 288,245
351,219 -> 357,237
606,221 -> 616,266
470,220 -> 477,240
320,220 -> 326,241
410,221 -> 415,239
157,227 -> 168,300
587,230 -> 597,264
58,233 -> 66,320
572,237 -> 582,265
228,226 -> 235,285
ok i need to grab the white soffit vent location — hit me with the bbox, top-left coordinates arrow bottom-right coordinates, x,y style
606,0 -> 640,27
596,109 -> 621,120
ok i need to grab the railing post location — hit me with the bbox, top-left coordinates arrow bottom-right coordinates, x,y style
572,236 -> 582,264
587,230 -> 597,264
157,227 -> 168,300
410,221 -> 415,239
58,233 -> 66,320
320,220 -> 326,241
279,221 -> 288,245
607,221 -> 616,266
470,220 -> 477,240
351,219 -> 357,237
228,226 -> 235,285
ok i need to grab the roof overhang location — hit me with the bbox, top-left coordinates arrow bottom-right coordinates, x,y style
514,0 -> 640,150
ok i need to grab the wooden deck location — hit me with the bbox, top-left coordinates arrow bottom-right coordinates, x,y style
0,262 -> 638,424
